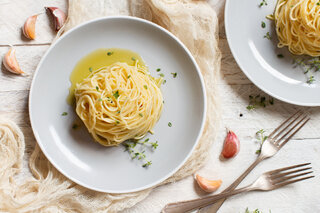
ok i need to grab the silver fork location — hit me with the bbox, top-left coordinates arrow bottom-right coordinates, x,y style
200,110 -> 310,213
162,163 -> 314,213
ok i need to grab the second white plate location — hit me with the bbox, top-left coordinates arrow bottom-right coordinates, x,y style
225,0 -> 320,106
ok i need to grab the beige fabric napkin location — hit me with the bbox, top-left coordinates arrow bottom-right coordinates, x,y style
0,0 -> 221,212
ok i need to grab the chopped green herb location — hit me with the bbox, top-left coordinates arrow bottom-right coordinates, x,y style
113,90 -> 120,99
247,94 -> 274,110
293,57 -> 320,81
152,141 -> 158,149
171,72 -> 177,78
61,112 -> 68,116
139,113 -> 143,117
307,75 -> 315,84
261,21 -> 266,28
255,129 -> 268,154
244,208 -> 266,213
89,67 -> 93,72
116,121 -> 120,124
159,73 -> 165,77
260,96 -> 266,107
98,98 -> 102,102
123,138 -> 158,168
96,86 -> 99,91
269,97 -> 274,105
156,68 -> 161,72
72,123 -> 78,129
117,111 -> 121,114
259,0 -> 267,7
246,105 -> 256,110
107,51 -> 113,56
162,79 -> 167,85
293,57 -> 320,84
127,75 -> 131,79
317,1 -> 320,6
168,122 -> 172,127
144,85 -> 148,89
142,161 -> 152,167
131,57 -> 136,61
264,32 -> 272,40
277,54 -> 284,58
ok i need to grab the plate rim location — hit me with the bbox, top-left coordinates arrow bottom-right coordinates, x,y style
225,0 -> 320,107
28,16 -> 207,193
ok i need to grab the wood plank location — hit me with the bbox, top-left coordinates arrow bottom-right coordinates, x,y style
0,90 -> 28,112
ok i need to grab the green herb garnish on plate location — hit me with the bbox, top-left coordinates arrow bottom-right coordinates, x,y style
171,72 -> 177,78
264,32 -> 272,40
113,91 -> 120,99
123,138 -> 158,168
259,0 -> 267,7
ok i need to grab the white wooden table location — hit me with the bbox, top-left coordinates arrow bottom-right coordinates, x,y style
1,0 -> 319,212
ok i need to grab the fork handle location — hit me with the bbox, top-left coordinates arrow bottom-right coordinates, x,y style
200,155 -> 265,213
162,186 -> 253,213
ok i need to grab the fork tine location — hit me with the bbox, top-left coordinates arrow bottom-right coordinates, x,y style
274,114 -> 308,144
267,163 -> 311,175
271,167 -> 312,179
272,171 -> 313,184
271,112 -> 305,143
273,175 -> 314,189
268,110 -> 302,139
279,117 -> 310,149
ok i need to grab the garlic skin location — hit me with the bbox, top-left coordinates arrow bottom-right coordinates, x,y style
221,129 -> 240,158
45,7 -> 66,31
3,48 -> 24,75
195,174 -> 222,193
22,15 -> 38,40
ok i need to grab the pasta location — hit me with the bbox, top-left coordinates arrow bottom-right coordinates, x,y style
74,62 -> 163,146
275,0 -> 320,56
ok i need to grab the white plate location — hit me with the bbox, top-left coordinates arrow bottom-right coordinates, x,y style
225,0 -> 320,106
29,17 -> 206,193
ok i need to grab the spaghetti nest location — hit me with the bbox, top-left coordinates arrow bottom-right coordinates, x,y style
275,0 -> 320,56
75,62 -> 163,146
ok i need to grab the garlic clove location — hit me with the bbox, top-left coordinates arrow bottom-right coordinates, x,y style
195,174 -> 222,193
45,7 -> 66,31
3,48 -> 24,75
22,15 -> 38,40
221,129 -> 240,158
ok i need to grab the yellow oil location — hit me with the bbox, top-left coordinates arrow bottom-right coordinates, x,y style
68,48 -> 145,104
